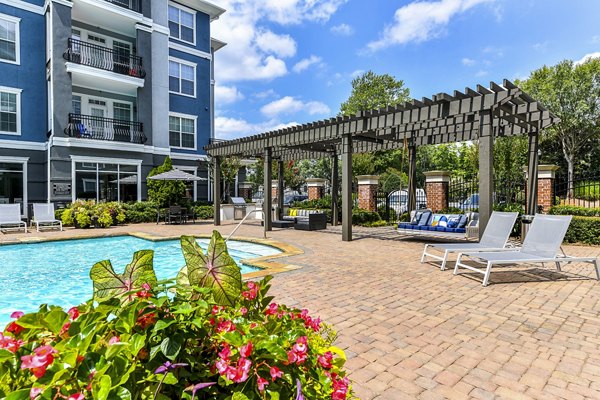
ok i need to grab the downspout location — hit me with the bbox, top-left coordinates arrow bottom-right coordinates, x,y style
46,1 -> 54,204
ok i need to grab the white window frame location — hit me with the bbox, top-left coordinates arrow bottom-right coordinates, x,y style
168,57 -> 196,98
0,86 -> 22,136
72,92 -> 134,121
168,2 -> 196,46
169,112 -> 197,151
0,14 -> 20,65
71,156 -> 142,203
0,156 -> 28,218
174,165 -> 197,201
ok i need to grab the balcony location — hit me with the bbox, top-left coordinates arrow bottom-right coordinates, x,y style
65,114 -> 147,144
102,0 -> 142,13
64,39 -> 145,79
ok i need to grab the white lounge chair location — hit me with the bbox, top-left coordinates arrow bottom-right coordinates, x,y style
421,211 -> 519,270
0,204 -> 27,233
454,215 -> 600,286
31,203 -> 63,232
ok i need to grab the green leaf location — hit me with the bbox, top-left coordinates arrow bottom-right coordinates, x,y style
0,349 -> 14,362
180,232 -> 242,306
43,309 -> 68,335
90,250 -> 156,301
106,343 -> 129,360
4,389 -> 30,400
109,387 -> 131,400
129,333 -> 147,356
160,337 -> 182,360
12,312 -> 43,329
93,375 -> 112,400
232,393 -> 250,400
267,391 -> 280,400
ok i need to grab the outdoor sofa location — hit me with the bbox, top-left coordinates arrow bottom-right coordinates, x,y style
398,209 -> 479,239
281,208 -> 327,231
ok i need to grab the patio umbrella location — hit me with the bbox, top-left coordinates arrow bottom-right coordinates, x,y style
147,169 -> 206,182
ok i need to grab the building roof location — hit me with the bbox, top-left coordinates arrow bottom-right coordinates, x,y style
211,37 -> 227,52
176,0 -> 226,21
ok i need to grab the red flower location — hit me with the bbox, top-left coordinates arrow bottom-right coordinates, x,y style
135,283 -> 152,298
5,321 -> 24,335
257,376 -> 269,391
67,394 -> 84,400
318,351 -> 333,369
0,333 -> 23,353
60,322 -> 71,336
331,374 -> 349,400
239,341 -> 253,358
216,320 -> 236,333
21,345 -> 57,378
242,281 -> 260,300
265,303 -> 279,316
270,366 -> 283,381
136,312 -> 157,329
287,336 -> 308,365
67,307 -> 80,321
108,336 -> 120,345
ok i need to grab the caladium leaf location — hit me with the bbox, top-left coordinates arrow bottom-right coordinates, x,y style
90,250 -> 156,302
180,232 -> 241,306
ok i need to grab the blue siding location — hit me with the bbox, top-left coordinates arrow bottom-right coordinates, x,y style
169,49 -> 211,155
0,4 -> 47,143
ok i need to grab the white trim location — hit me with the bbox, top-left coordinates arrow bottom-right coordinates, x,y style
0,156 -> 29,218
135,23 -> 153,33
66,62 -> 145,91
0,138 -> 45,151
169,112 -> 197,150
70,156 -> 142,202
0,86 -> 22,136
174,0 -> 225,21
70,155 -> 143,165
0,0 -> 44,14
52,136 -> 171,155
170,152 -> 208,161
168,57 -> 196,98
174,164 -> 198,201
169,42 -> 212,60
0,14 -> 20,65
168,1 -> 197,46
78,0 -> 143,20
73,92 -> 134,121
51,0 -> 72,8
152,23 -> 170,36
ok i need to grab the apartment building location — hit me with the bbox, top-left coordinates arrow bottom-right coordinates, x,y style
0,0 -> 225,217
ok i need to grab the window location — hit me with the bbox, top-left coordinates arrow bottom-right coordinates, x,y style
0,15 -> 19,64
113,102 -> 131,121
169,59 -> 195,97
74,162 -> 139,202
0,88 -> 20,135
0,160 -> 26,216
72,95 -> 82,114
169,114 -> 196,149
168,3 -> 195,44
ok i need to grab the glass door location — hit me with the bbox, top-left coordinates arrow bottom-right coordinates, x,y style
89,100 -> 108,139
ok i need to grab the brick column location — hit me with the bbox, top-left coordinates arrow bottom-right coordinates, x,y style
306,178 -> 326,200
356,175 -> 379,212
238,182 -> 253,201
424,171 -> 450,212
524,165 -> 558,213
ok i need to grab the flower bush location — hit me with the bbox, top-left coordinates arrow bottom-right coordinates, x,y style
0,231 -> 351,399
59,200 -> 126,228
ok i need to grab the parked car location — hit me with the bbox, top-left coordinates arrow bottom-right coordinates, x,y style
386,189 -> 427,214
459,193 -> 507,210
284,194 -> 308,205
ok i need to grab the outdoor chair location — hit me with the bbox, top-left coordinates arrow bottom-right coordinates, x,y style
454,214 -> 600,286
0,204 -> 27,233
166,206 -> 183,224
421,211 -> 519,270
31,203 -> 63,232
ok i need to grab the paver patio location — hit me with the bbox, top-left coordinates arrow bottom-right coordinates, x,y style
4,222 -> 600,399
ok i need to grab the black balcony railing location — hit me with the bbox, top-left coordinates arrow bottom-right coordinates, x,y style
103,0 -> 142,13
65,113 -> 147,144
63,38 -> 146,78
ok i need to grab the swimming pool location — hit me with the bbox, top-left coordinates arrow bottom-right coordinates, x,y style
0,236 -> 281,326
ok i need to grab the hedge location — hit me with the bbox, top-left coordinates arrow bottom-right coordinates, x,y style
549,205 -> 600,217
563,216 -> 600,245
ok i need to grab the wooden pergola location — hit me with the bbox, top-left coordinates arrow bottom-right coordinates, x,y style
206,79 -> 559,241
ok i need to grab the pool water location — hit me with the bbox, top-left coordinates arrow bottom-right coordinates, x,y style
0,236 -> 281,327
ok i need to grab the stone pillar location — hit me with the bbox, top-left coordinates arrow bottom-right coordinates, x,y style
524,165 -> 558,213
357,175 -> 379,212
424,171 -> 451,212
238,182 -> 253,201
271,180 -> 279,202
306,178 -> 326,200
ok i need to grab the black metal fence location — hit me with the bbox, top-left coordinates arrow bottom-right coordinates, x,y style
376,190 -> 391,221
63,39 -> 146,78
554,173 -> 600,208
448,177 -> 526,212
65,113 -> 146,144
103,0 -> 142,13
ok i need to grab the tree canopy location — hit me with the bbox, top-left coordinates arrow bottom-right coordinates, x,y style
340,71 -> 411,116
147,156 -> 186,207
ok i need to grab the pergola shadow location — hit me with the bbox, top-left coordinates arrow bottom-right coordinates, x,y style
207,80 -> 558,242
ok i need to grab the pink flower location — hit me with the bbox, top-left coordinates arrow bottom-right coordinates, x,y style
218,343 -> 231,360
287,337 -> 308,365
331,374 -> 349,400
108,336 -> 120,345
270,366 -> 283,381
216,320 -> 236,333
257,376 -> 269,391
67,394 -> 84,400
21,346 -> 57,378
67,307 -> 80,321
318,351 -> 333,369
136,283 -> 152,298
239,342 -> 253,358
29,387 -> 43,399
265,303 -> 279,316
242,281 -> 259,300
10,311 -> 24,319
239,307 -> 248,315
0,333 -> 23,353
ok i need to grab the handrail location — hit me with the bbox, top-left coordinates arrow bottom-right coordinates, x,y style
65,113 -> 147,144
226,209 -> 265,241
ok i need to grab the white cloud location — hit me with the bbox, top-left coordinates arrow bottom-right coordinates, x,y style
261,96 -> 331,118
575,52 -> 600,65
331,23 -> 354,36
215,85 -> 245,105
475,70 -> 488,77
254,89 -> 277,99
292,55 -> 323,73
350,69 -> 365,78
215,116 -> 299,140
462,57 -> 476,66
482,45 -> 504,57
255,30 -> 297,58
211,0 -> 346,82
366,0 -> 495,52
532,41 -> 548,53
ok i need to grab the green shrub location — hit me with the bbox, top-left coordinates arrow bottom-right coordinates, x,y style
292,195 -> 334,210
194,205 -> 214,220
573,181 -> 600,201
440,207 -> 463,214
398,212 -> 410,222
0,232 -> 352,399
352,208 -> 381,226
549,205 -> 600,217
362,220 -> 390,228
59,208 -> 74,226
563,216 -> 600,245
377,204 -> 397,221
147,156 -> 186,207
123,201 -> 159,223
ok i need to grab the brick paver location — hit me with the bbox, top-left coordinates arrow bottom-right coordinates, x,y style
4,222 -> 600,399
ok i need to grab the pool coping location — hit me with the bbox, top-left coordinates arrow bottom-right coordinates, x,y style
0,231 -> 305,279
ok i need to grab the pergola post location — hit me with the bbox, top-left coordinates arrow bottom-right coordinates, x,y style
263,148 -> 272,232
331,152 -> 339,226
277,160 -> 284,220
526,129 -> 540,216
407,143 -> 417,213
213,156 -> 221,226
478,111 -> 493,238
341,135 -> 352,241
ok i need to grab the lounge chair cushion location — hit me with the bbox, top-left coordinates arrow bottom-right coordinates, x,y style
458,214 -> 468,228
447,216 -> 460,228
417,210 -> 433,226
410,211 -> 423,225
437,215 -> 448,227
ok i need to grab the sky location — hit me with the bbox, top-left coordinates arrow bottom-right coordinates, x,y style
209,0 -> 600,140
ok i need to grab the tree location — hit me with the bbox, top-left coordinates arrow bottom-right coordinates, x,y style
340,70 -> 411,115
520,58 -> 600,196
147,156 -> 186,207
220,157 -> 242,202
